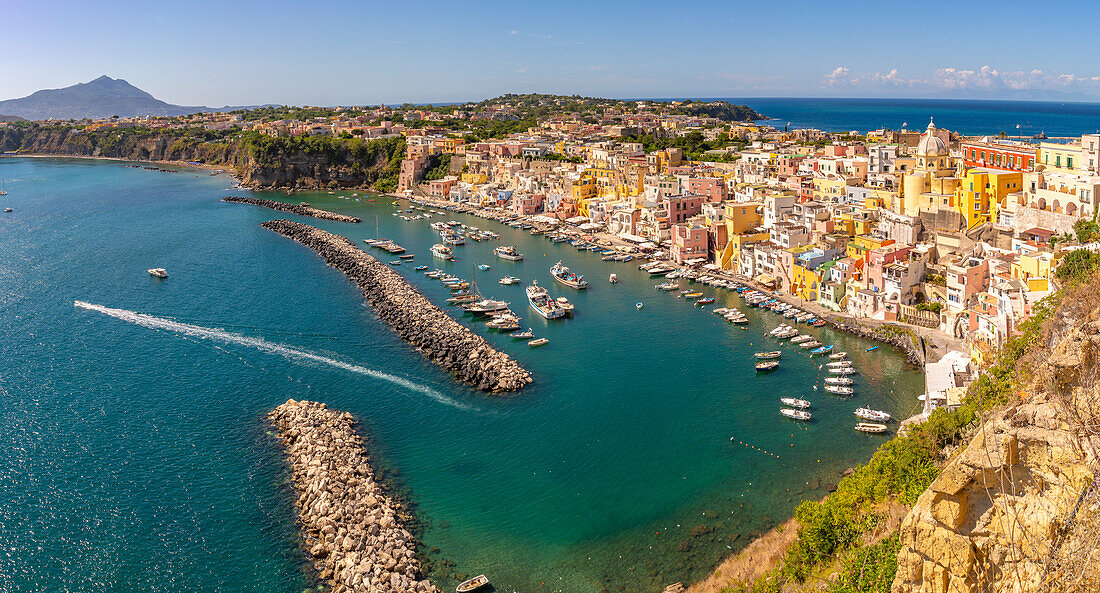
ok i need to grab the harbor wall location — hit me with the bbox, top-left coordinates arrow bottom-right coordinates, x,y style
269,399 -> 438,593
223,196 -> 361,223
261,219 -> 533,392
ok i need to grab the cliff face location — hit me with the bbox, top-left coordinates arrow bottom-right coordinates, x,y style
0,126 -> 404,191
893,293 -> 1100,592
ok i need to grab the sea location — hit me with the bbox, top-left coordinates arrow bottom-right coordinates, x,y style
720,97 -> 1100,138
0,156 -> 926,592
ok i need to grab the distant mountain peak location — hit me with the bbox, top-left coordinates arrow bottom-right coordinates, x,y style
0,76 -> 255,120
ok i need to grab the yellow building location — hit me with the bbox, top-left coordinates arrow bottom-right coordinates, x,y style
723,202 -> 763,235
898,119 -> 961,218
953,168 -> 1023,229
461,172 -> 487,184
811,176 -> 848,202
1039,142 -> 1082,174
846,235 -> 892,261
792,262 -> 822,301
718,230 -> 769,270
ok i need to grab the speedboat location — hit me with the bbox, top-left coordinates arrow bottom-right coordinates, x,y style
512,329 -> 535,339
526,281 -> 567,319
494,245 -> 524,261
528,337 -> 549,347
781,397 -> 811,409
755,351 -> 782,359
499,276 -> 520,285
463,299 -> 510,315
855,423 -> 888,433
755,360 -> 779,372
550,261 -> 588,289
609,273 -> 618,283
780,408 -> 811,421
855,408 -> 892,422
825,385 -> 854,395
148,268 -> 168,278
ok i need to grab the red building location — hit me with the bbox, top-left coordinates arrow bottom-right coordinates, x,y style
961,140 -> 1036,172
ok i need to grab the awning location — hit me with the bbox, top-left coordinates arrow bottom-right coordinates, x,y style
639,242 -> 657,250
618,233 -> 647,243
566,216 -> 588,224
754,273 -> 776,286
579,223 -> 601,231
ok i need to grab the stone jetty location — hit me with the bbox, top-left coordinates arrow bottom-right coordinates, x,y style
223,196 -> 361,223
270,399 -> 438,593
261,219 -> 532,392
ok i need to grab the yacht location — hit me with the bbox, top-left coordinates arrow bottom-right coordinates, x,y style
494,245 -> 524,261
526,281 -> 567,319
430,244 -> 454,260
550,261 -> 588,289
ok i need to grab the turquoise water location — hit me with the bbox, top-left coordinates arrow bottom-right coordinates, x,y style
0,157 -> 923,593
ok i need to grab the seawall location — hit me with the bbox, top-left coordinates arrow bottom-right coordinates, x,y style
223,196 -> 361,223
269,399 -> 438,593
261,219 -> 532,392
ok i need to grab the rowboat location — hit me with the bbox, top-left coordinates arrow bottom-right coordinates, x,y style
528,338 -> 549,347
866,346 -> 879,352
456,574 -> 490,592
855,423 -> 888,433
755,351 -> 782,359
683,292 -> 703,299
414,265 -> 429,271
780,408 -> 811,421
780,397 -> 811,409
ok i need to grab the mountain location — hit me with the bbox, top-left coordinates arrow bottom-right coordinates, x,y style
0,76 -> 256,121
0,114 -> 25,123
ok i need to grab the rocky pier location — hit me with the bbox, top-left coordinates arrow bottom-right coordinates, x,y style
261,219 -> 532,392
270,400 -> 438,593
223,196 -> 361,223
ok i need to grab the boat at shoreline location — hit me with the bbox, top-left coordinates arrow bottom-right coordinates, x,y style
456,574 -> 490,592
550,261 -> 588,289
526,281 -> 567,319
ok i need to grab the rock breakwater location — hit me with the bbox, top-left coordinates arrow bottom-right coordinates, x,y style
224,196 -> 361,223
270,399 -> 438,593
261,219 -> 532,392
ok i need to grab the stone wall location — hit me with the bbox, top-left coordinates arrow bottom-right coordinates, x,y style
223,196 -> 361,223
1013,205 -> 1078,236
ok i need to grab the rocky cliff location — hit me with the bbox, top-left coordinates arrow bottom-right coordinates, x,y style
0,125 -> 404,191
893,289 -> 1100,592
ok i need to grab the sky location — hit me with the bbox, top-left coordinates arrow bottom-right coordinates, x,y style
4,0 -> 1100,106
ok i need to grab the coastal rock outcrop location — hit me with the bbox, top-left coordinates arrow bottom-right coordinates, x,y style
261,219 -> 532,392
892,294 -> 1100,593
223,196 -> 361,223
269,399 -> 438,593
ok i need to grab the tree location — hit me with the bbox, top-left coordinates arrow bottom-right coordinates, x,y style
1073,219 -> 1100,243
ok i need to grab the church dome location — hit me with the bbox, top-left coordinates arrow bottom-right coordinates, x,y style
916,118 -> 948,157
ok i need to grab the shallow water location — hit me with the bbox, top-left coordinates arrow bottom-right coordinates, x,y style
0,157 -> 923,592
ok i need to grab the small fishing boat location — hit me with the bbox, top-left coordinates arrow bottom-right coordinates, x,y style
824,376 -> 854,385
550,261 -> 588,289
609,273 -> 618,283
414,265 -> 428,271
829,366 -> 857,375
499,276 -> 520,285
512,329 -> 535,339
829,352 -> 847,360
781,397 -> 811,409
456,574 -> 490,592
780,408 -> 811,421
791,335 -> 813,343
755,360 -> 779,372
636,302 -> 643,309
555,296 -> 575,315
148,268 -> 168,278
388,260 -> 402,265
825,360 -> 852,368
683,292 -> 703,299
494,245 -> 524,261
477,264 -> 491,271
755,351 -> 782,359
825,385 -> 854,395
809,345 -> 834,355
2,208 -> 11,213
866,346 -> 879,352
812,319 -> 827,327
855,423 -> 888,434
855,408 -> 892,422
695,297 -> 715,305
431,244 -> 454,260
526,281 -> 567,319
655,281 -> 679,291
528,338 -> 549,347
799,340 -> 823,349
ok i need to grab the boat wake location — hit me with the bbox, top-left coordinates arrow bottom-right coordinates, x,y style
73,300 -> 470,410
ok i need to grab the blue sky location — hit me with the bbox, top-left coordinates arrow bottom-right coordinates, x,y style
4,0 -> 1100,105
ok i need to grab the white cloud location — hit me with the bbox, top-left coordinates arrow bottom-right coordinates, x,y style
824,65 -> 1100,94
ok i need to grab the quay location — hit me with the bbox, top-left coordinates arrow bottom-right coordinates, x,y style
269,399 -> 439,593
261,219 -> 532,392
223,196 -> 362,223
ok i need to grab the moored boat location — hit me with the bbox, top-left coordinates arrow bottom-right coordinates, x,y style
755,351 -> 782,359
855,407 -> 892,422
550,261 -> 588,289
499,276 -> 520,285
456,574 -> 490,592
494,245 -> 524,261
526,281 -> 567,319
755,360 -> 779,372
855,423 -> 888,433
781,397 -> 811,409
825,385 -> 854,395
528,337 -> 549,347
809,345 -> 834,355
430,243 -> 454,260
780,408 -> 811,421
824,376 -> 854,385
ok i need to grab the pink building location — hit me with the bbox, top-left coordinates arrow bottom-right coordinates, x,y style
661,195 -> 705,224
512,193 -> 545,215
688,178 -> 729,203
428,177 -> 457,198
864,245 -> 913,293
670,224 -> 709,264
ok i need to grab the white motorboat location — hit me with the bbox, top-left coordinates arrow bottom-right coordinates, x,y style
829,367 -> 857,375
824,376 -> 854,385
499,276 -> 520,285
780,408 -> 811,421
780,397 -> 811,409
855,407 -> 892,422
825,385 -> 854,395
855,423 -> 888,433
494,245 -> 524,261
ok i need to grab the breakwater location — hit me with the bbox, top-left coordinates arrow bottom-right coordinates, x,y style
269,400 -> 439,593
224,196 -> 361,223
261,219 -> 532,392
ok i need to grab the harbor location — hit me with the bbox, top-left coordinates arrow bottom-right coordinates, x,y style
0,158 -> 925,593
